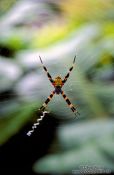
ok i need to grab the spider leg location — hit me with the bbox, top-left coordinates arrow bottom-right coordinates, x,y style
39,56 -> 54,84
61,90 -> 80,116
39,91 -> 55,111
62,55 -> 76,84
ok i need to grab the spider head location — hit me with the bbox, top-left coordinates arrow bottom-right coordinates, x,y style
54,76 -> 63,87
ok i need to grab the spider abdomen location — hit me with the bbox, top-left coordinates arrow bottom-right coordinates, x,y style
53,76 -> 63,86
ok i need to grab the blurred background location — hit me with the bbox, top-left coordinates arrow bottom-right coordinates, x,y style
0,0 -> 114,174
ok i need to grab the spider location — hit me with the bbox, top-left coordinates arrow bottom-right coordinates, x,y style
39,56 -> 80,116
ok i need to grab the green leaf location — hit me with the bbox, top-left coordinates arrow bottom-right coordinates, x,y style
33,143 -> 114,174
33,119 -> 114,174
0,101 -> 40,144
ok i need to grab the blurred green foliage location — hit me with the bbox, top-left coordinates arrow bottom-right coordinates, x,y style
0,0 -> 114,174
0,0 -> 15,15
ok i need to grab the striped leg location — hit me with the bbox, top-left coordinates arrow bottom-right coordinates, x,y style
62,55 -> 76,84
39,91 -> 55,111
39,56 -> 54,84
61,90 -> 80,116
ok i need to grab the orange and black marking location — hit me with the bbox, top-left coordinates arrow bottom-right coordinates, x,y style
40,91 -> 55,111
62,55 -> 76,84
61,91 -> 80,116
39,56 -> 54,83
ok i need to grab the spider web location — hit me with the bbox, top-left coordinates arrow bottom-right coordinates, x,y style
0,58 -> 80,121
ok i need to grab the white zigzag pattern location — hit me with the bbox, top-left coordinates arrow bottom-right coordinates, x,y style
27,111 -> 49,136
